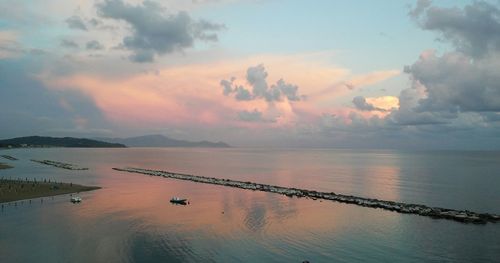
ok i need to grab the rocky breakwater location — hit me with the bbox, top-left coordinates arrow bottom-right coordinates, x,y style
31,159 -> 88,170
112,167 -> 500,224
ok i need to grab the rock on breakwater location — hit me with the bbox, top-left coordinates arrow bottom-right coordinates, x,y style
31,159 -> 89,170
113,167 -> 500,224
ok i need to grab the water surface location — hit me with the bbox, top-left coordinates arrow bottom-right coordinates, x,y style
0,148 -> 499,262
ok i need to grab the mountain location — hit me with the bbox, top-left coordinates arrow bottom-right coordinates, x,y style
0,136 -> 126,148
97,135 -> 230,148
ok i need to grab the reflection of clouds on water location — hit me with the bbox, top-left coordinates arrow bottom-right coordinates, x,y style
244,202 -> 267,232
241,192 -> 299,233
3,148 -> 500,262
128,232 -> 212,263
266,194 -> 298,221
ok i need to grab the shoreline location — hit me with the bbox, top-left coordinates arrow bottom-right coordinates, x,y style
113,167 -> 500,224
0,163 -> 13,170
0,178 -> 100,203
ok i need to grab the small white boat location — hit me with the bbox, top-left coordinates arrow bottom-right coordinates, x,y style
71,196 -> 82,203
170,197 -> 187,204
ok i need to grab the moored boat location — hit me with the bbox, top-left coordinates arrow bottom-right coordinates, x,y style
170,197 -> 187,204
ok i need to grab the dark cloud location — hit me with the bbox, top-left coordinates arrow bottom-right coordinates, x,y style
238,109 -> 263,122
86,40 -> 104,50
96,0 -> 224,63
385,85 -> 448,125
238,109 -> 276,123
352,96 -> 386,112
65,15 -> 88,31
88,17 -> 118,31
309,1 -> 500,148
60,39 -> 79,48
406,51 -> 500,113
409,0 -> 431,18
193,19 -> 226,41
246,64 -> 269,98
273,79 -> 302,101
222,64 -> 304,102
234,86 -> 252,101
0,59 -> 111,138
412,0 -> 500,57
220,78 -> 234,95
386,1 -> 500,128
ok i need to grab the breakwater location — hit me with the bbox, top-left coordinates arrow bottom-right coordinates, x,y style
31,159 -> 88,170
1,155 -> 18,161
113,167 -> 500,224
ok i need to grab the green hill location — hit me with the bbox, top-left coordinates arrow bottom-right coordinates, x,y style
0,136 -> 126,148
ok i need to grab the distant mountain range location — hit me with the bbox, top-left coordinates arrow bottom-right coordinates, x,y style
96,134 -> 230,148
0,136 -> 126,148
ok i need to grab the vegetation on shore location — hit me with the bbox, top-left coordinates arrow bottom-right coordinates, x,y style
0,163 -> 13,169
0,136 -> 126,148
0,178 -> 100,203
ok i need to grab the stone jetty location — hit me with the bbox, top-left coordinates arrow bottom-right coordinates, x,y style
1,155 -> 18,161
113,167 -> 500,224
31,159 -> 88,170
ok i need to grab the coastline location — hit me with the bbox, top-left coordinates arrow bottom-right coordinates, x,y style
0,163 -> 13,170
0,179 -> 100,203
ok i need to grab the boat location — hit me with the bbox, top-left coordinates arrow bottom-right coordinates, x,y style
70,196 -> 82,203
170,197 -> 188,204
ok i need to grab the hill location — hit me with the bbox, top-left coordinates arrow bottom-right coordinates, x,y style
97,134 -> 230,148
0,136 -> 126,148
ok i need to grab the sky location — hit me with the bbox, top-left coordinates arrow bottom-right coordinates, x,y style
1,0 -> 500,149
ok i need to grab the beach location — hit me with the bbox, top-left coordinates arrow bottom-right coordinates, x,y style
0,178 -> 100,203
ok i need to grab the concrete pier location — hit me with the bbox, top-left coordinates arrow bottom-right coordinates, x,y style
31,159 -> 88,170
113,167 -> 500,224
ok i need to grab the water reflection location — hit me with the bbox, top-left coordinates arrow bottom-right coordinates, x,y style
1,148 -> 499,262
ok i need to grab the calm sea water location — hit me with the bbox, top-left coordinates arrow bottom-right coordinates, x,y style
0,148 -> 499,262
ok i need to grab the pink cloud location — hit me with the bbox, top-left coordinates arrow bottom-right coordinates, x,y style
41,53 -> 400,132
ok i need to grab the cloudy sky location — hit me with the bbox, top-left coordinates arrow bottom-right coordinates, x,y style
1,0 -> 500,149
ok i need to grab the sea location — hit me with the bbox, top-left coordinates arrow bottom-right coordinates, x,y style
0,148 -> 499,262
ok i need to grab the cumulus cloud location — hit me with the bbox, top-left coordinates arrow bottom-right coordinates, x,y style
96,0 -> 224,63
411,0 -> 500,57
406,50 -> 500,113
311,0 -> 500,148
65,15 -> 88,31
221,64 -> 305,102
86,40 -> 104,50
386,0 -> 500,128
234,86 -> 252,101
